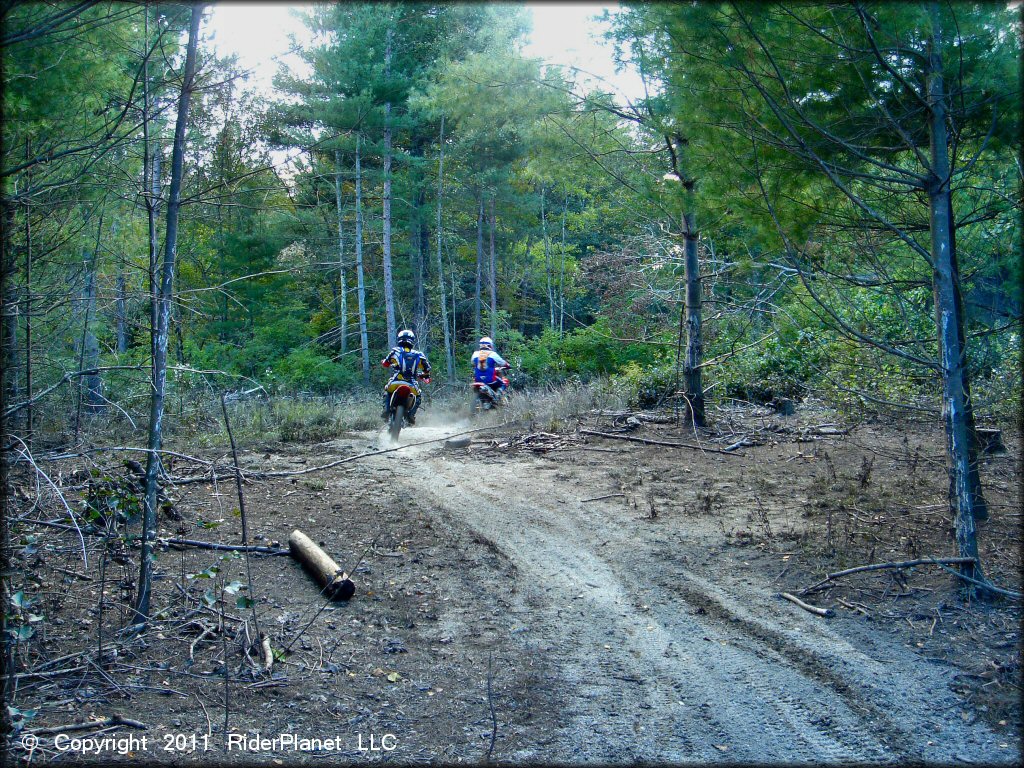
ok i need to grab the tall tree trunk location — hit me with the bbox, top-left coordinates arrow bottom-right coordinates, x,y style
143,7 -> 161,378
559,194 -> 568,337
355,135 -> 370,384
489,196 -> 497,341
2,202 -> 19,411
682,211 -> 704,427
81,256 -> 103,408
23,140 -> 33,444
0,198 -> 13,760
450,250 -> 458,358
116,270 -> 127,354
926,3 -> 986,593
541,187 -> 554,330
333,149 -> 347,355
135,4 -> 201,623
381,24 -> 396,346
435,116 -> 454,379
475,195 -> 483,339
947,193 -> 988,522
416,190 -> 428,351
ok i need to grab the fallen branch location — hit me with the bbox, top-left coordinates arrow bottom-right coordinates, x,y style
835,597 -> 870,617
723,438 -> 755,452
17,520 -> 291,555
170,422 -> 520,485
779,592 -> 833,617
189,625 -> 216,661
580,429 -> 744,456
581,493 -> 626,503
163,537 -> 289,556
798,557 -> 978,596
26,714 -> 148,736
928,559 -> 1023,600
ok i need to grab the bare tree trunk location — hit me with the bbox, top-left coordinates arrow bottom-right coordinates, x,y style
2,203 -> 19,411
541,187 -> 554,330
80,255 -> 103,408
381,24 -> 396,346
475,194 -> 483,339
416,192 -> 428,351
135,4 -> 202,623
947,193 -> 988,522
926,3 -> 986,594
0,196 -> 13,762
682,211 -> 704,427
435,116 -> 454,379
559,194 -> 568,337
355,135 -> 370,385
116,270 -> 127,354
489,196 -> 497,341
23,140 -> 33,444
333,149 -> 347,356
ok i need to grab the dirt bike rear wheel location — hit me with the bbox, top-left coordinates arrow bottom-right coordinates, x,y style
389,404 -> 405,439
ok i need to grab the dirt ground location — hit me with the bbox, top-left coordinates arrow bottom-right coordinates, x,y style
6,399 -> 1022,764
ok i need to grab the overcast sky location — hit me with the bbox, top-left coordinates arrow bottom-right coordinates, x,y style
204,2 -> 644,102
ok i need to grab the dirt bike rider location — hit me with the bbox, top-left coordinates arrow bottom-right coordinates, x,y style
470,336 -> 510,399
381,329 -> 431,424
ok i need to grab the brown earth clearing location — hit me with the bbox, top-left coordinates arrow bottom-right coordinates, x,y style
5,397 -> 1021,764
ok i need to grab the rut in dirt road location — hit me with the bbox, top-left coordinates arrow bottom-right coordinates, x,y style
360,420 -> 1011,764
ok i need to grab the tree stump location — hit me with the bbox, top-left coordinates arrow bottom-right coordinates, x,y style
288,529 -> 355,600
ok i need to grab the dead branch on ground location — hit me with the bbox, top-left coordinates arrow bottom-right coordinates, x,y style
580,429 -> 744,456
779,592 -> 834,617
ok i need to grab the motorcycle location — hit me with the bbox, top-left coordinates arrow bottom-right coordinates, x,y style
470,367 -> 511,416
383,377 -> 425,440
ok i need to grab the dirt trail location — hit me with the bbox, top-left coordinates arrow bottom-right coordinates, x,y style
354,413 -> 1012,764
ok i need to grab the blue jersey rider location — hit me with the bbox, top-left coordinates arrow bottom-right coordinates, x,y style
470,336 -> 509,396
381,329 -> 431,424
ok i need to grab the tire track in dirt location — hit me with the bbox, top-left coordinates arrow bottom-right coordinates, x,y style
356,423 -> 1009,763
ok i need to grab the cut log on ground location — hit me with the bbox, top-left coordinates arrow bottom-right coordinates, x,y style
288,529 -> 355,600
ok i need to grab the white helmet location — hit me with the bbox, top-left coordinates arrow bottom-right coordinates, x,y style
478,336 -> 493,350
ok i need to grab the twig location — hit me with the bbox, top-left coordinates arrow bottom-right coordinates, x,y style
8,434 -> 88,565
195,693 -> 212,737
836,597 -> 871,617
485,651 -> 498,763
581,493 -> 626,503
22,520 -> 290,555
580,429 -> 744,456
798,557 -> 979,596
221,393 -> 263,642
189,625 -> 215,661
779,592 -> 834,617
